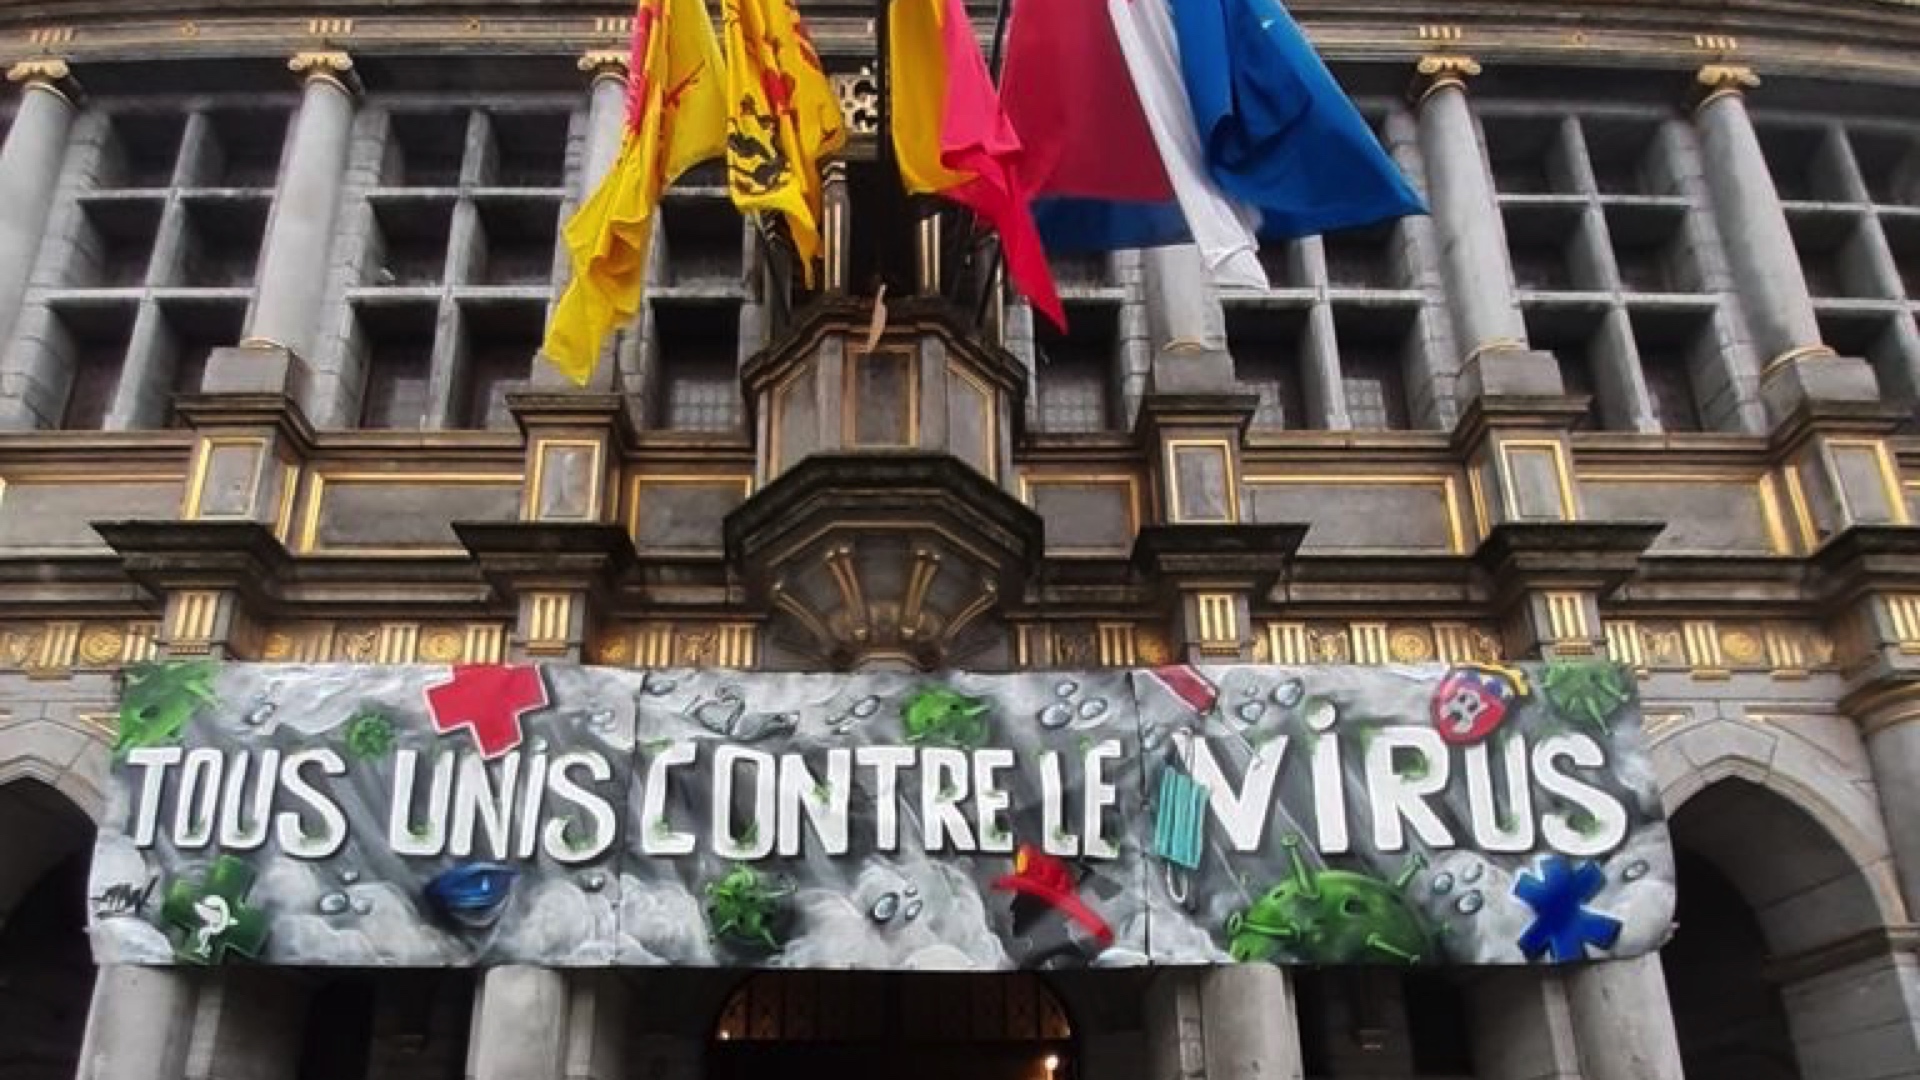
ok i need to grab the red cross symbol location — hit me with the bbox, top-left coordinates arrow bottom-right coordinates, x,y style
424,665 -> 548,759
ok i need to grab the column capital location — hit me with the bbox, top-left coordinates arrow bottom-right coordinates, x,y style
288,49 -> 361,97
578,48 -> 630,85
6,57 -> 80,104
1693,63 -> 1760,112
1410,53 -> 1482,105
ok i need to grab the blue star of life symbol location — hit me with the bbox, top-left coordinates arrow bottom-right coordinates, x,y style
1514,855 -> 1623,963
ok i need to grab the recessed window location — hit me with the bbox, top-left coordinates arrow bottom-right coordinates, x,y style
99,113 -> 186,189
1227,305 -> 1308,429
1607,204 -> 1703,295
1755,124 -> 1843,203
654,300 -> 744,432
483,111 -> 569,189
365,195 -> 455,287
1482,114 -> 1574,195
1503,204 -> 1584,293
155,298 -> 246,425
1848,129 -> 1919,207
1788,209 -> 1885,300
352,300 -> 437,430
1335,305 -> 1415,430
1525,305 -> 1605,430
469,196 -> 560,287
382,112 -> 467,188
1035,303 -> 1117,433
51,302 -> 136,430
1630,309 -> 1710,433
68,197 -> 163,288
1324,222 -> 1408,290
201,109 -> 289,188
662,195 -> 746,287
453,300 -> 540,430
172,196 -> 269,288
1584,116 -> 1668,198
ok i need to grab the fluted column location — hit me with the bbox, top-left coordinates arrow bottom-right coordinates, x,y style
243,51 -> 360,363
578,50 -> 630,196
1691,64 -> 1879,418
0,59 -> 79,348
1411,55 -> 1561,400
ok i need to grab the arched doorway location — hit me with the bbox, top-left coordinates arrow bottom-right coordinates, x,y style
0,777 -> 97,1080
1293,969 -> 1475,1080
709,971 -> 1073,1080
1661,776 -> 1907,1080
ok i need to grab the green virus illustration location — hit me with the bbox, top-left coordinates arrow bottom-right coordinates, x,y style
343,708 -> 398,760
900,686 -> 992,747
704,864 -> 791,952
1541,660 -> 1634,736
1224,835 -> 1432,965
114,660 -> 219,762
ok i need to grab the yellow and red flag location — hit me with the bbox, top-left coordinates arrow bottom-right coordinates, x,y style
889,0 -> 1062,327
722,0 -> 845,285
542,0 -> 728,385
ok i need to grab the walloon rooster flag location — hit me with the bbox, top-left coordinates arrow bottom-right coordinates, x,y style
890,0 -> 1064,328
541,0 -> 727,384
1001,0 -> 1426,289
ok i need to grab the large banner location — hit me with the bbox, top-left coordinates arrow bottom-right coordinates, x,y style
89,661 -> 1674,970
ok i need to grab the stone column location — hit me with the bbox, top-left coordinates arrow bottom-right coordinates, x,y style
577,51 -> 630,196
469,966 -> 570,1080
1565,954 -> 1686,1080
535,50 -> 631,393
1145,966 -> 1304,1080
0,59 -> 79,347
1468,970 -> 1581,1080
1691,65 -> 1880,419
1411,55 -> 1562,400
76,965 -> 198,1080
243,51 -> 360,364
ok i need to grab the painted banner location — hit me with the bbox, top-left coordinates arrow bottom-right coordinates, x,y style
89,661 -> 1674,970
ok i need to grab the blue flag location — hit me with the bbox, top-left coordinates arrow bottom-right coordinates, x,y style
1171,0 -> 1426,239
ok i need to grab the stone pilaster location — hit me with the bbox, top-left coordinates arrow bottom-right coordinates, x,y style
243,51 -> 360,368
1132,373 -> 1298,662
453,392 -> 637,661
1565,954 -> 1686,1080
1690,65 -> 1882,422
0,59 -> 80,350
1467,969 -> 1581,1080
469,966 -> 569,1080
1145,966 -> 1304,1080
76,965 -> 198,1080
1410,55 -> 1563,402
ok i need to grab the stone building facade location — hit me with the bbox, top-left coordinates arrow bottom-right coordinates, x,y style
0,1 -> 1918,1079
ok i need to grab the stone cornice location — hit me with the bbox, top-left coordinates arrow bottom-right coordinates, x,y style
1,2 -> 1918,93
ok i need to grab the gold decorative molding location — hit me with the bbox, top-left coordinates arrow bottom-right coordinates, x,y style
308,17 -> 354,38
1692,33 -> 1740,53
1760,344 -> 1836,381
1017,622 -> 1164,670
579,48 -> 629,83
1545,591 -> 1594,643
1885,595 -> 1920,655
593,622 -> 758,668
288,50 -> 360,96
164,591 -> 223,656
1195,593 -> 1241,656
1694,63 -> 1761,111
1259,621 -> 1502,666
255,621 -> 507,664
1604,618 -> 1834,680
6,57 -> 77,104
26,27 -> 75,48
1418,25 -> 1464,42
526,592 -> 575,657
1411,54 -> 1482,105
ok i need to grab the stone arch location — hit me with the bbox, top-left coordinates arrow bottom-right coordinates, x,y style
1654,718 -> 1905,943
0,716 -> 112,824
0,774 -> 97,1080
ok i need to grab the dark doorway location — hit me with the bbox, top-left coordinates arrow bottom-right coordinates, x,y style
0,780 -> 98,1080
708,971 -> 1073,1080
1663,847 -> 1802,1080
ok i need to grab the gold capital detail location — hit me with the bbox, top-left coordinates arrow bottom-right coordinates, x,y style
289,50 -> 360,96
1411,54 -> 1481,106
1694,64 -> 1759,112
7,58 -> 76,104
579,49 -> 629,84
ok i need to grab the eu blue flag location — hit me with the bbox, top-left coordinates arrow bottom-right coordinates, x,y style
1172,0 -> 1426,239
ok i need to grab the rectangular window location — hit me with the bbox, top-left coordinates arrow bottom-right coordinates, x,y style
454,300 -> 540,430
469,196 -> 560,287
654,300 -> 744,432
155,297 -> 246,425
1629,308 -> 1709,433
1035,303 -> 1117,433
353,301 -> 437,430
365,195 -> 454,287
382,112 -> 467,188
100,113 -> 186,189
52,303 -> 136,430
68,197 -> 163,288
1334,305 -> 1414,430
1226,305 -> 1308,429
200,108 -> 290,189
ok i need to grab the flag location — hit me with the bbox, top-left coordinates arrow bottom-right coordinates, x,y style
1173,0 -> 1425,238
1000,0 -> 1422,283
722,0 -> 845,286
1107,0 -> 1268,287
541,0 -> 728,385
1000,0 -> 1188,254
889,0 -> 1064,328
